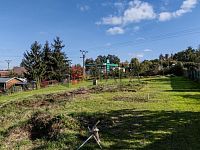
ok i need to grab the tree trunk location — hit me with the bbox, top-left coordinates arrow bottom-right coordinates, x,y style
36,77 -> 41,89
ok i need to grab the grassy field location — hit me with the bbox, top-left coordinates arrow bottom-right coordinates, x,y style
0,81 -> 91,104
0,76 -> 200,150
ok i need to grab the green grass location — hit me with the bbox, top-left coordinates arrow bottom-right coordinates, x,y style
0,81 -> 91,104
1,76 -> 200,149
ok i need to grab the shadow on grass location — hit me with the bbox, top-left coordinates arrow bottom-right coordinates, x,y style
144,77 -> 171,83
169,77 -> 200,92
181,94 -> 200,101
71,109 -> 200,150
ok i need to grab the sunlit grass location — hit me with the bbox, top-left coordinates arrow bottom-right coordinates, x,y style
1,76 -> 200,149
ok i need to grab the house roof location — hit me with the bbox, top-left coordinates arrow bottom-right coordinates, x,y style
0,78 -> 14,83
13,67 -> 26,75
0,77 -> 23,83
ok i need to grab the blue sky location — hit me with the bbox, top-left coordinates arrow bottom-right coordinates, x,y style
0,0 -> 200,69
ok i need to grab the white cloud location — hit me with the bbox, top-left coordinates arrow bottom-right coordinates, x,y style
99,0 -> 156,25
106,27 -> 125,35
78,5 -> 90,12
159,12 -> 172,21
159,0 -> 198,21
98,0 -> 156,35
114,2 -> 126,14
98,0 -> 199,35
101,16 -> 122,25
123,0 -> 156,24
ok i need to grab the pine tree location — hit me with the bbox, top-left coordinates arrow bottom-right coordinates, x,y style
42,41 -> 54,80
51,37 -> 69,82
21,41 -> 46,89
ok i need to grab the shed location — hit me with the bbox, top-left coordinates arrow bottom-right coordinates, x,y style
0,77 -> 23,91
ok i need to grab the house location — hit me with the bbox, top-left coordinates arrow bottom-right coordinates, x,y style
13,67 -> 26,76
0,70 -> 10,77
0,77 -> 26,92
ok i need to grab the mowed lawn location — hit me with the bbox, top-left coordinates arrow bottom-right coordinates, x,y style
0,77 -> 200,149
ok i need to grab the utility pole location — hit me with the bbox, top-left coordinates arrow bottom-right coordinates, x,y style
5,60 -> 12,70
67,59 -> 72,87
80,50 -> 88,79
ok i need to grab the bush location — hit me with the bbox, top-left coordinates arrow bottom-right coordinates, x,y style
170,62 -> 184,76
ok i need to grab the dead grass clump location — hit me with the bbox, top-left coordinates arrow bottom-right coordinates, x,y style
28,111 -> 63,140
2,122 -> 31,149
4,126 -> 30,146
71,88 -> 90,95
89,82 -> 147,93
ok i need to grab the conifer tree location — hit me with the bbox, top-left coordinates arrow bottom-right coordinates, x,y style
42,41 -> 54,80
51,37 -> 69,82
21,41 -> 46,89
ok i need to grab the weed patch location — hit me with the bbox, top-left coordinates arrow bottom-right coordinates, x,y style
89,81 -> 147,93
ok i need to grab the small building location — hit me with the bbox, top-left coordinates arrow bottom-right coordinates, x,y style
0,77 -> 26,93
0,70 -> 10,77
13,67 -> 26,76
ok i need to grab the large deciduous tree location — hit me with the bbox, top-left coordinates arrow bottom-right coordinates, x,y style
106,54 -> 120,64
130,58 -> 141,80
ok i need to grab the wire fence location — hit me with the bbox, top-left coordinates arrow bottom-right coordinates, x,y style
184,69 -> 200,82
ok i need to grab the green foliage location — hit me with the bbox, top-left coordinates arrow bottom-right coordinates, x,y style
21,41 -> 46,89
95,55 -> 107,64
94,54 -> 120,64
170,62 -> 184,76
21,37 -> 69,86
173,46 -> 200,63
130,58 -> 141,77
51,37 -> 69,82
106,54 -> 120,64
42,41 -> 54,80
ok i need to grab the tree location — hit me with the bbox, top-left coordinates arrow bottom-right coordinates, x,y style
170,62 -> 184,76
85,58 -> 98,78
51,37 -> 69,82
21,41 -> 45,89
130,58 -> 141,80
42,41 -> 54,80
106,54 -> 120,64
159,54 -> 164,61
140,60 -> 152,75
85,58 -> 95,71
71,65 -> 83,80
95,55 -> 107,64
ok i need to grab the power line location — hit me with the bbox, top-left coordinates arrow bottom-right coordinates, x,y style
1,27 -> 200,60
85,27 -> 200,50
